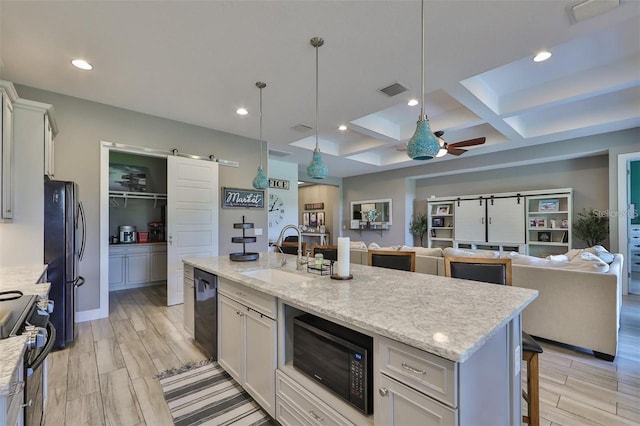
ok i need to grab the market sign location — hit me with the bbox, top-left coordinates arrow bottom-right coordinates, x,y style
222,187 -> 264,208
269,178 -> 290,190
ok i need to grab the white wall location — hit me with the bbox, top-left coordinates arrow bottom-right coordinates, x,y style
267,159 -> 298,243
15,84 -> 267,313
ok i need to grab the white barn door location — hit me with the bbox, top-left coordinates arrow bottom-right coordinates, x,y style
167,156 -> 219,306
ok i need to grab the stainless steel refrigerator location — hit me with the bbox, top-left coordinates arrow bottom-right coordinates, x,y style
44,178 -> 86,349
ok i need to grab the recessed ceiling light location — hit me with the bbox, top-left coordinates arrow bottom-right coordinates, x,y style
338,125 -> 347,131
408,99 -> 419,106
71,59 -> 93,70
533,51 -> 552,62
236,108 -> 248,116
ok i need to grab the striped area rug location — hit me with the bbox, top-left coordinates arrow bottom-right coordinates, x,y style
158,360 -> 275,426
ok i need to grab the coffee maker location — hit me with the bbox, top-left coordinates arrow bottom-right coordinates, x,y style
148,222 -> 165,242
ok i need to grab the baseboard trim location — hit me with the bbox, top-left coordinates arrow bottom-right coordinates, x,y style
76,308 -> 105,323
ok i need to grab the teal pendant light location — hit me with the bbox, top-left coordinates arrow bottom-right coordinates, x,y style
306,36 -> 328,179
252,82 -> 269,190
406,0 -> 440,160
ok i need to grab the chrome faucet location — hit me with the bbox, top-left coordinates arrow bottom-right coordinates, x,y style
275,224 -> 306,270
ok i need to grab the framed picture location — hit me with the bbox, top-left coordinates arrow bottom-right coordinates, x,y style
302,212 -> 310,227
538,199 -> 559,212
537,231 -> 551,242
436,205 -> 450,215
309,211 -> 318,227
430,229 -> 436,237
529,217 -> 546,228
561,231 -> 569,243
561,219 -> 568,228
432,217 -> 444,227
317,211 -> 325,227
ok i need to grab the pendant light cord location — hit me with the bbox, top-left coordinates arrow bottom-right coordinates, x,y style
259,84 -> 263,167
315,42 -> 319,150
420,0 -> 425,120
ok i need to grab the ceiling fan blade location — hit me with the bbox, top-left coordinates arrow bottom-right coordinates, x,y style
448,137 -> 486,148
447,147 -> 467,156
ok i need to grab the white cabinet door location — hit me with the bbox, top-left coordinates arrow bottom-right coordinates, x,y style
218,294 -> 244,384
150,251 -> 167,282
108,254 -> 126,287
487,197 -> 525,243
1,91 -> 14,219
244,308 -> 277,417
377,374 -> 457,426
126,253 -> 150,284
454,199 -> 485,242
183,276 -> 195,338
167,156 -> 219,306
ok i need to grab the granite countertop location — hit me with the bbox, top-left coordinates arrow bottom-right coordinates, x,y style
185,252 -> 538,363
0,264 -> 50,396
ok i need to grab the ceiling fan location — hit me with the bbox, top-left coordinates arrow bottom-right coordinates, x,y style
397,131 -> 486,156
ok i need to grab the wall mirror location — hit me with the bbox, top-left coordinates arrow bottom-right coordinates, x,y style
350,198 -> 392,229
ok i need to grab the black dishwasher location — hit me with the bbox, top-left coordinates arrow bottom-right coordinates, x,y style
194,268 -> 218,358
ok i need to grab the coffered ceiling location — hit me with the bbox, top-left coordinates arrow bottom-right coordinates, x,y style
1,1 -> 638,178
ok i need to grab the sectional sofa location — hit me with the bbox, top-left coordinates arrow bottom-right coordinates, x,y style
350,243 -> 623,360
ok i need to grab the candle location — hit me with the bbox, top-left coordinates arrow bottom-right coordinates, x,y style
337,237 -> 350,277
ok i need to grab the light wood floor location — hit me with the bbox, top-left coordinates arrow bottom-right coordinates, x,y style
44,286 -> 640,426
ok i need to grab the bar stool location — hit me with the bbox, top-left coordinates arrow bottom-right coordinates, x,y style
444,256 -> 543,426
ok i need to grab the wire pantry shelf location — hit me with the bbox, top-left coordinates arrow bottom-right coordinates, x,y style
109,191 -> 167,208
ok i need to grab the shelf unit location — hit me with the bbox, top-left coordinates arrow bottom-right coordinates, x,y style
427,201 -> 455,249
525,191 -> 572,257
109,190 -> 167,208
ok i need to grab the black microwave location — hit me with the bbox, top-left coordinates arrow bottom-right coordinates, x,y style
293,313 -> 373,414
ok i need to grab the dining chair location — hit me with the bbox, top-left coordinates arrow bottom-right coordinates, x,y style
312,245 -> 338,262
368,250 -> 416,272
444,256 -> 543,426
278,241 -> 306,256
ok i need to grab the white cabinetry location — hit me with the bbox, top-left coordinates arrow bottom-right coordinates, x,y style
630,225 -> 640,273
525,191 -> 572,257
183,263 -> 194,338
453,196 -> 525,245
43,113 -> 55,178
427,201 -> 455,249
452,199 -> 484,243
0,362 -> 24,426
108,243 -> 167,291
218,278 -> 277,417
0,81 -> 17,221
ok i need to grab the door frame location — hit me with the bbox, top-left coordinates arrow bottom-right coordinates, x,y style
617,151 -> 640,296
96,142 -> 167,320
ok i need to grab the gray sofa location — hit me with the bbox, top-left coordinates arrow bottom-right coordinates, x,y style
350,244 -> 623,360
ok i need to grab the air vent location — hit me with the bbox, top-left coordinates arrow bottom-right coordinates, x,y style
292,124 -> 313,132
568,0 -> 619,23
268,149 -> 292,158
379,82 -> 408,97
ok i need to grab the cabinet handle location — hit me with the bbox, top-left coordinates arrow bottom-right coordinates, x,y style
481,217 -> 484,225
489,217 -> 492,225
308,410 -> 324,421
401,362 -> 426,375
378,387 -> 388,397
21,399 -> 32,408
235,311 -> 243,316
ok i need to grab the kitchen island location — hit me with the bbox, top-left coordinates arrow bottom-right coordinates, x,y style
185,253 -> 537,425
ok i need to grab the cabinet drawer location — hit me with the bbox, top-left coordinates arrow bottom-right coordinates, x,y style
379,336 -> 457,408
276,370 -> 355,426
5,363 -> 24,426
184,263 -> 194,280
109,246 -> 127,255
219,278 -> 276,319
629,226 -> 640,237
126,245 -> 152,254
276,396 -> 313,426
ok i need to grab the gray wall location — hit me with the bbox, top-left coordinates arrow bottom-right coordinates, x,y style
342,128 -> 639,250
16,84 -> 267,312
298,184 -> 341,245
414,155 -> 609,248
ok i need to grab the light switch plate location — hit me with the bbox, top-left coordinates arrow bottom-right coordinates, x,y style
254,228 -> 262,236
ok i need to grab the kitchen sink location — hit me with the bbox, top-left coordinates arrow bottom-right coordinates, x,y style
241,268 -> 304,285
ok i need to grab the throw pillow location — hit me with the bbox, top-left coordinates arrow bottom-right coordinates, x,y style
585,245 -> 615,264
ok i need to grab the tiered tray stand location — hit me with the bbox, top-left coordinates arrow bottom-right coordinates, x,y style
230,216 -> 259,261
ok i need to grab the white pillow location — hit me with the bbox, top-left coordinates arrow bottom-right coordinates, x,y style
511,255 -> 554,267
350,241 -> 367,249
569,252 -> 610,272
368,242 -> 381,250
443,248 -> 497,258
546,254 -> 570,262
585,245 -> 615,264
401,246 -> 444,257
